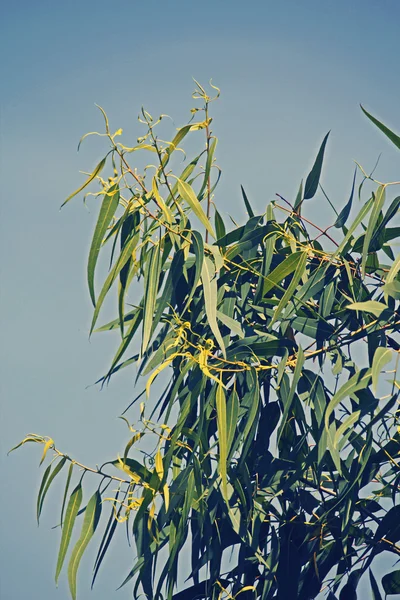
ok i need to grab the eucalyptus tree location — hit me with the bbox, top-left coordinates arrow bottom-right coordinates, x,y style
12,82 -> 400,600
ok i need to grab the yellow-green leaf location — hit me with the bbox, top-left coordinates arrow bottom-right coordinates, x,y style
216,382 -> 228,501
177,179 -> 216,239
372,347 -> 392,393
68,490 -> 102,600
87,185 -> 120,305
347,301 -> 388,318
55,483 -> 83,585
61,157 -> 107,208
201,257 -> 226,357
142,243 -> 162,353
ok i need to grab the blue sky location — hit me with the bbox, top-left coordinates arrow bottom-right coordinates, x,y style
1,1 -> 400,599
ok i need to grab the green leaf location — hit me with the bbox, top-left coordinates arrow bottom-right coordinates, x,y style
347,301 -> 388,317
55,483 -> 83,585
61,157 -> 107,208
361,105 -> 400,151
37,457 -> 67,523
333,195 -> 374,258
216,383 -> 228,501
68,490 -> 102,600
198,137 -> 218,199
87,185 -> 120,305
372,347 -> 392,393
214,208 -> 226,240
335,167 -> 356,228
162,124 -> 192,168
177,179 -> 216,239
386,253 -> 400,285
277,346 -> 305,444
290,316 -> 334,340
201,257 -> 226,357
142,243 -> 162,353
304,132 -> 330,200
60,463 -> 74,527
293,179 -> 303,211
361,185 -> 386,277
262,251 -> 305,296
240,185 -> 255,218
182,231 -> 204,315
270,251 -> 307,326
383,280 -> 400,300
90,231 -> 140,333
324,369 -> 371,436
382,570 -> 400,596
92,489 -> 121,588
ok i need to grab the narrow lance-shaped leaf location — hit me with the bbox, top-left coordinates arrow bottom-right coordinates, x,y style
142,242 -> 162,354
182,231 -> 204,315
61,156 -> 108,208
177,179 -> 216,239
201,257 -> 226,357
270,251 -> 307,326
55,483 -> 83,585
303,132 -> 330,200
60,462 -> 74,527
263,251 -> 306,297
335,167 -> 356,228
361,105 -> 400,151
332,194 -> 374,258
87,185 -> 120,305
37,457 -> 67,523
240,185 -> 255,218
369,569 -> 383,600
361,185 -> 386,277
372,347 -> 392,393
68,490 -> 102,600
324,369 -> 371,436
216,382 -> 228,501
90,231 -> 140,334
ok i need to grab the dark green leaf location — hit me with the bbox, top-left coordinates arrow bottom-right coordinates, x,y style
361,105 -> 400,151
304,132 -> 330,200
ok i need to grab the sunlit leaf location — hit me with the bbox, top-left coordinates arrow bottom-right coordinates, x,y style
55,483 -> 83,585
68,490 -> 102,600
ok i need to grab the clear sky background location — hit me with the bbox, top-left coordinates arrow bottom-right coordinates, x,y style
1,1 -> 400,599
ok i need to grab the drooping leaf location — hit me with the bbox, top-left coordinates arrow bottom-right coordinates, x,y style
177,179 -> 216,239
361,185 -> 386,277
68,490 -> 102,600
55,483 -> 83,585
372,347 -> 392,393
216,382 -> 228,501
87,185 -> 120,305
201,257 -> 226,357
37,457 -> 67,523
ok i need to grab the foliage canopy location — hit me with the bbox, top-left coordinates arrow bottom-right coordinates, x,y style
12,82 -> 400,600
